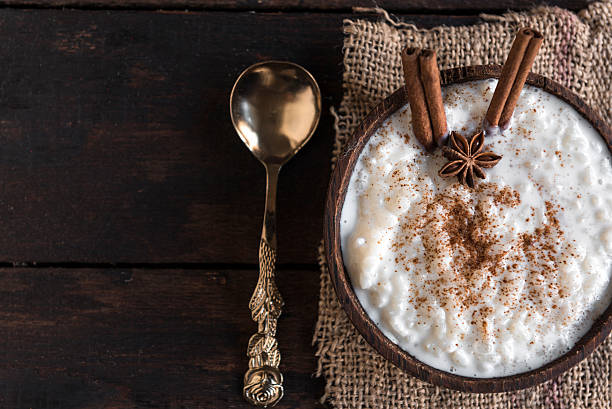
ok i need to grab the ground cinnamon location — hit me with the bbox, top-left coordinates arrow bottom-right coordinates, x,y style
485,27 -> 543,129
401,47 -> 448,151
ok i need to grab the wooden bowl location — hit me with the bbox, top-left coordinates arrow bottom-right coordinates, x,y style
324,64 -> 612,393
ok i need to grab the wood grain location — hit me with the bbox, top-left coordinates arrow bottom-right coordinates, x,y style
0,10 -> 339,265
0,0 -> 594,12
324,65 -> 612,393
0,266 -> 323,408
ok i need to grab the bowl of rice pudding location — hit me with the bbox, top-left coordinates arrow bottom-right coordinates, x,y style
324,65 -> 612,392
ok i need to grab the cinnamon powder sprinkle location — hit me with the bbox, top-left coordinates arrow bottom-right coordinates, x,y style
392,182 -> 573,343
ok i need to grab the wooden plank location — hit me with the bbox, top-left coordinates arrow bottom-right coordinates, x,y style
0,10 -> 480,264
0,10 -> 341,264
0,0 -> 594,12
0,267 -> 324,408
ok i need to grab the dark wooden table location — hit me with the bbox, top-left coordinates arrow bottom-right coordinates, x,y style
0,1 -> 592,408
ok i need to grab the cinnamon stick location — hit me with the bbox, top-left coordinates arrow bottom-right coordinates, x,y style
485,27 -> 543,129
402,47 -> 434,151
419,50 -> 448,146
499,30 -> 543,127
401,47 -> 448,151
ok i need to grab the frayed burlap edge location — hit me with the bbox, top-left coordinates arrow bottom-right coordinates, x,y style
313,3 -> 612,409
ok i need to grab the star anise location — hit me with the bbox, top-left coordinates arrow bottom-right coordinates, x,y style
438,130 -> 502,188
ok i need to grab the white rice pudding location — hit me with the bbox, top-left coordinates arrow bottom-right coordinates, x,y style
340,79 -> 612,377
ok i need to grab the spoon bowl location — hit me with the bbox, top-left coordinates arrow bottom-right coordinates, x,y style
230,61 -> 321,165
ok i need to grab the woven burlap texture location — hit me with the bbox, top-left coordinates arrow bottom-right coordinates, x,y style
313,3 -> 612,409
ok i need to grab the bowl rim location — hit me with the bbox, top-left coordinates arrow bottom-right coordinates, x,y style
323,64 -> 612,393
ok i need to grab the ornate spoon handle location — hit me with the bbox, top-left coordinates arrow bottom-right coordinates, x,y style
243,165 -> 284,408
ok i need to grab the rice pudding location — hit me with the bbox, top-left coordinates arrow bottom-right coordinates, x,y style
340,79 -> 612,377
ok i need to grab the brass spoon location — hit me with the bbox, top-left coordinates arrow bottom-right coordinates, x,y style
230,61 -> 321,407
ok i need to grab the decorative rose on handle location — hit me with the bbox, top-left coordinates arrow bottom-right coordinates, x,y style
243,239 -> 284,407
243,366 -> 284,407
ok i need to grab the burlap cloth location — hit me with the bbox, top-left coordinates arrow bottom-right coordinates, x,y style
313,3 -> 612,408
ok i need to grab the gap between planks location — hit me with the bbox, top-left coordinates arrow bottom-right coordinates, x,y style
1,261 -> 319,270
